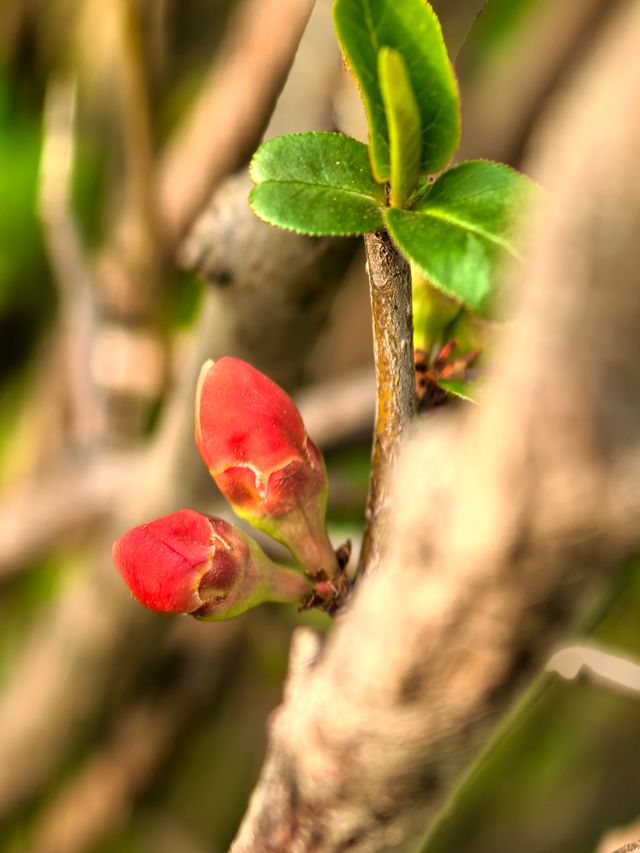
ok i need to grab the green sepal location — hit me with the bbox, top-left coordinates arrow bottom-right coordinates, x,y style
249,132 -> 385,236
231,486 -> 337,580
412,266 -> 462,353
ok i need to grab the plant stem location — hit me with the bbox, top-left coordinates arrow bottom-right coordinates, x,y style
358,231 -> 416,577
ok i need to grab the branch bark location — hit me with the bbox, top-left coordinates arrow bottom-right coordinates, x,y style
359,232 -> 415,578
231,1 -> 640,848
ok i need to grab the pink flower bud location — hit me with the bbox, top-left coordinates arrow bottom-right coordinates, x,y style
113,508 -> 311,620
195,357 -> 337,577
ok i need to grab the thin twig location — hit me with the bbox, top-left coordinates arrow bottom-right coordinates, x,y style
358,231 -> 415,577
39,75 -> 101,447
157,0 -> 315,247
458,0 -> 614,164
547,644 -> 640,698
97,0 -> 162,320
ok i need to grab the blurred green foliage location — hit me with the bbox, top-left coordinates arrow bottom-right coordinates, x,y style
0,72 -> 43,307
472,0 -> 541,54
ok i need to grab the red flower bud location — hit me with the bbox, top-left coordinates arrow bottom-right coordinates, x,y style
113,509 -> 311,620
195,357 -> 336,577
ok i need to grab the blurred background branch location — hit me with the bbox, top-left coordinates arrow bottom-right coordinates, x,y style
0,0 -> 639,851
157,0 -> 316,247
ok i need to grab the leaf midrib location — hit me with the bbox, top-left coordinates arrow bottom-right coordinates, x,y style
413,204 -> 517,254
259,178 -> 382,205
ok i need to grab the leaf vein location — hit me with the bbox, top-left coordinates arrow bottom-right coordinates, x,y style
259,179 -> 381,205
416,206 -> 517,254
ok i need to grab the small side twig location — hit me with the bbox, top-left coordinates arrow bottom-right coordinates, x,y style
547,643 -> 640,698
358,231 -> 416,577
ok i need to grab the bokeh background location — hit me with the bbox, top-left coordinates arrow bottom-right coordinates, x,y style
0,0 -> 638,851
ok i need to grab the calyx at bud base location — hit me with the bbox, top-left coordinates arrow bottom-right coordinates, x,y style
112,509 -> 311,620
195,357 -> 337,578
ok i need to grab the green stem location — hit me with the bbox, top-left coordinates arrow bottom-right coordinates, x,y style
264,564 -> 313,605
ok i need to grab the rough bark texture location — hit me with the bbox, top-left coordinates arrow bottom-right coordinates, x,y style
231,1 -> 640,850
359,231 -> 416,577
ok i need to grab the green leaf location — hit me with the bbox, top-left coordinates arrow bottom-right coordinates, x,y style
249,132 -> 385,236
437,378 -> 478,403
333,0 -> 460,182
378,47 -> 421,209
386,161 -> 530,317
412,267 -> 461,352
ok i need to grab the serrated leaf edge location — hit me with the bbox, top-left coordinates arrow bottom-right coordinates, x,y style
249,186 -> 378,237
249,131 -> 375,185
437,378 -> 478,403
384,210 -> 491,316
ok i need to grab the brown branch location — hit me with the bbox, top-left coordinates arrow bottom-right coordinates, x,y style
38,75 -> 102,447
457,0 -> 615,165
157,0 -> 315,247
231,1 -> 640,848
97,0 -> 162,319
180,174 -> 356,385
29,620 -> 241,853
358,231 -> 415,578
0,460 -> 129,581
295,368 -> 375,451
40,5 -> 165,449
598,820 -> 640,853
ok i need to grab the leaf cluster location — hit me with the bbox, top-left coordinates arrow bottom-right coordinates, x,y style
250,0 -> 530,322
